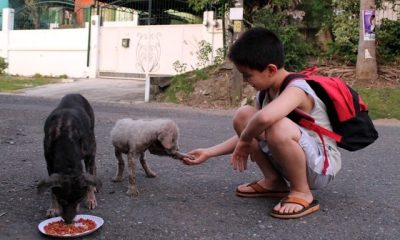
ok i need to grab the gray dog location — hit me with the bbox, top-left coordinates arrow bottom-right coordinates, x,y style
110,118 -> 189,196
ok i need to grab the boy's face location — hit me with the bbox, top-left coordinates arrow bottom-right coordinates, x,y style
236,64 -> 277,91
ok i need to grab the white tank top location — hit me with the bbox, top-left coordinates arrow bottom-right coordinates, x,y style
257,80 -> 342,175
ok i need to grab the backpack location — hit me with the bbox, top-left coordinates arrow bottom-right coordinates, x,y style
258,67 -> 379,173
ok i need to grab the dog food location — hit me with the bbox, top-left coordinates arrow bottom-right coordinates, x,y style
44,218 -> 96,236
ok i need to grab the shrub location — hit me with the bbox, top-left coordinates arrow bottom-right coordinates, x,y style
376,19 -> 400,64
0,57 -> 8,75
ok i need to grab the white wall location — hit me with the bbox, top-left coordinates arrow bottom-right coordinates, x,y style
0,8 -> 223,78
7,28 -> 89,77
98,23 -> 223,76
0,31 -> 5,58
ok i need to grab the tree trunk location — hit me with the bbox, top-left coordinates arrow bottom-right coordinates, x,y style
356,0 -> 378,81
25,0 -> 40,29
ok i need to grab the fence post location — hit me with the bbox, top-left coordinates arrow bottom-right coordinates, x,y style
230,1 -> 244,105
88,15 -> 100,78
2,8 -> 14,74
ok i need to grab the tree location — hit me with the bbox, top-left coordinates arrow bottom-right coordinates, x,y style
25,0 -> 40,29
356,0 -> 378,81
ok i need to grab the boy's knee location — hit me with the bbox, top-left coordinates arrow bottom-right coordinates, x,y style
233,105 -> 257,132
265,120 -> 296,147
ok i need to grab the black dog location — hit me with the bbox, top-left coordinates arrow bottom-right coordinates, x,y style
38,94 -> 101,223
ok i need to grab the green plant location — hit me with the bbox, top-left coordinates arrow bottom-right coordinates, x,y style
0,57 -> 8,75
324,0 -> 361,64
173,61 -> 188,74
196,40 -> 213,68
213,47 -> 225,66
376,19 -> 400,64
163,74 -> 194,103
33,73 -> 43,78
194,69 -> 209,80
58,74 -> 68,79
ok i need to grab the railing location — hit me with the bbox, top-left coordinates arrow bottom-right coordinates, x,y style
11,0 -> 222,30
13,0 -> 77,30
97,0 -> 203,25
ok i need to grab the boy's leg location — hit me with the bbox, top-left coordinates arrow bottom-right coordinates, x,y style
265,118 -> 314,214
233,106 -> 288,193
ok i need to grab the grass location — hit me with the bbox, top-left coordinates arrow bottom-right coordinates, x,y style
0,75 -> 62,92
356,87 -> 400,120
163,68 -> 210,103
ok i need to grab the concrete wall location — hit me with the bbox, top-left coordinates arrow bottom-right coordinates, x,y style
7,28 -> 89,77
0,8 -> 223,78
98,22 -> 223,77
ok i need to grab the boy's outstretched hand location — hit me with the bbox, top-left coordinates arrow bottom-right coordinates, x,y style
181,148 -> 208,165
230,140 -> 251,172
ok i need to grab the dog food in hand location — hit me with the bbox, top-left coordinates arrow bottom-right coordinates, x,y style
173,151 -> 195,160
44,218 -> 96,236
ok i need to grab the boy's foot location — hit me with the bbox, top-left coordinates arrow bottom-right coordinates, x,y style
270,195 -> 320,219
236,179 -> 289,198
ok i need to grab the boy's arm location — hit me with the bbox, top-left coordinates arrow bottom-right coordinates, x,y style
241,87 -> 307,142
206,135 -> 239,157
182,135 -> 238,165
231,87 -> 309,171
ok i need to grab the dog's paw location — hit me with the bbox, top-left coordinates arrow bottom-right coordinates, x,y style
86,198 -> 97,210
111,176 -> 124,182
126,186 -> 139,197
85,191 -> 97,210
46,208 -> 60,218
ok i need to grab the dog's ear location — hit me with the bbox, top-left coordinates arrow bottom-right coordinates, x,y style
37,173 -> 63,194
83,173 -> 102,190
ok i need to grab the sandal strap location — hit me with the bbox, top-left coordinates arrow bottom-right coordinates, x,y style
247,181 -> 266,193
280,196 -> 310,208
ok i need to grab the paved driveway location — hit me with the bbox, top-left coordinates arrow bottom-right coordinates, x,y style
0,92 -> 399,240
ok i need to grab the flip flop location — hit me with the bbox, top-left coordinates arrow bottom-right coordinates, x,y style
270,196 -> 320,219
235,181 -> 289,198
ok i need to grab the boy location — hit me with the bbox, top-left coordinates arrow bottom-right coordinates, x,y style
182,27 -> 341,219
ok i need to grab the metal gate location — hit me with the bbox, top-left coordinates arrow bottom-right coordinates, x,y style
96,0 -> 203,79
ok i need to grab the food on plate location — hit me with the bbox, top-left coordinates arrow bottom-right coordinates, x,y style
44,218 -> 97,236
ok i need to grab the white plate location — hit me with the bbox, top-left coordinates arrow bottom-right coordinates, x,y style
38,214 -> 104,238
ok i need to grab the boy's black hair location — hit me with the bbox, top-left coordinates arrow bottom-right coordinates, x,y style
228,27 -> 285,71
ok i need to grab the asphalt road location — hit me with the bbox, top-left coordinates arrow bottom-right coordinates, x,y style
0,94 -> 399,240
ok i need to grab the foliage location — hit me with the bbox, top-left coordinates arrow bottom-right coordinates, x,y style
0,57 -> 8,75
376,19 -> 400,64
163,74 -> 194,103
326,0 -> 359,64
188,0 -> 225,12
173,61 -> 188,74
299,0 -> 334,29
196,40 -> 213,68
213,47 -> 226,66
253,8 -> 314,71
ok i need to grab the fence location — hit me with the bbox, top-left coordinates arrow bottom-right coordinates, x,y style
11,0 -> 223,30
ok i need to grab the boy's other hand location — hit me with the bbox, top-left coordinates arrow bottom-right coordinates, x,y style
230,140 -> 251,172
